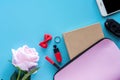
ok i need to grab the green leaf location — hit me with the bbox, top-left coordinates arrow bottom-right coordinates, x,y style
10,71 -> 18,80
22,67 -> 39,80
10,70 -> 28,80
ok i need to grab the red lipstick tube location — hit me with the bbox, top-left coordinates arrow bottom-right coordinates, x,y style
53,45 -> 62,63
45,56 -> 60,69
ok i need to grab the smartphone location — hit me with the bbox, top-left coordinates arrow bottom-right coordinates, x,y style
96,0 -> 120,17
54,38 -> 120,80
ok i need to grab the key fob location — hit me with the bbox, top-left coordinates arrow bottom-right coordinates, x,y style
105,19 -> 120,37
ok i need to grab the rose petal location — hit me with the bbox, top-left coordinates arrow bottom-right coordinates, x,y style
11,45 -> 39,71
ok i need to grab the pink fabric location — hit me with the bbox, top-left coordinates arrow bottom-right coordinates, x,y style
54,39 -> 120,80
12,45 -> 39,71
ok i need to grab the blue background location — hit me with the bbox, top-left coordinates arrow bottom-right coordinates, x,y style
0,0 -> 120,80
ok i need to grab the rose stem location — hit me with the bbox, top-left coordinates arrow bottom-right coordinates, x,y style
17,69 -> 21,80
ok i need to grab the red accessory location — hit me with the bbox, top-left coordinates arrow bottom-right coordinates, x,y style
45,56 -> 60,69
53,45 -> 62,63
45,56 -> 54,64
39,34 -> 52,48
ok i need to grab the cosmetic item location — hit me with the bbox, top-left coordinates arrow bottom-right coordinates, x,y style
53,45 -> 62,63
45,56 -> 60,69
39,34 -> 52,48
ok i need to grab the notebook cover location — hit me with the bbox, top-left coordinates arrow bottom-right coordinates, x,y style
63,23 -> 104,59
54,38 -> 120,80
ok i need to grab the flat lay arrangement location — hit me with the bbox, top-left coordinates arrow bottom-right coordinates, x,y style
0,0 -> 120,80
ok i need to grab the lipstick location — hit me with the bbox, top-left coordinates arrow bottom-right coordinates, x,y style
53,45 -> 62,63
45,56 -> 60,69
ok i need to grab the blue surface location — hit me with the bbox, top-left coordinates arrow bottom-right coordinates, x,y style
0,0 -> 120,80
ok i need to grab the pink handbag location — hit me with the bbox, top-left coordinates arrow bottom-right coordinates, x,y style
54,38 -> 120,80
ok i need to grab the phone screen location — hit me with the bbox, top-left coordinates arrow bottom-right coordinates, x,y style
103,0 -> 120,14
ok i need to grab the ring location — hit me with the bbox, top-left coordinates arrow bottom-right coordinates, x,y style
54,36 -> 61,43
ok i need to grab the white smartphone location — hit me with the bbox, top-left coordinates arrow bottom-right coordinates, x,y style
96,0 -> 120,17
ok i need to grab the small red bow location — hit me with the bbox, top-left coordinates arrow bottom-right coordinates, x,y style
39,34 -> 52,48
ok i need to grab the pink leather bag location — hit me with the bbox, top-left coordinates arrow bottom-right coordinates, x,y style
54,38 -> 120,80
